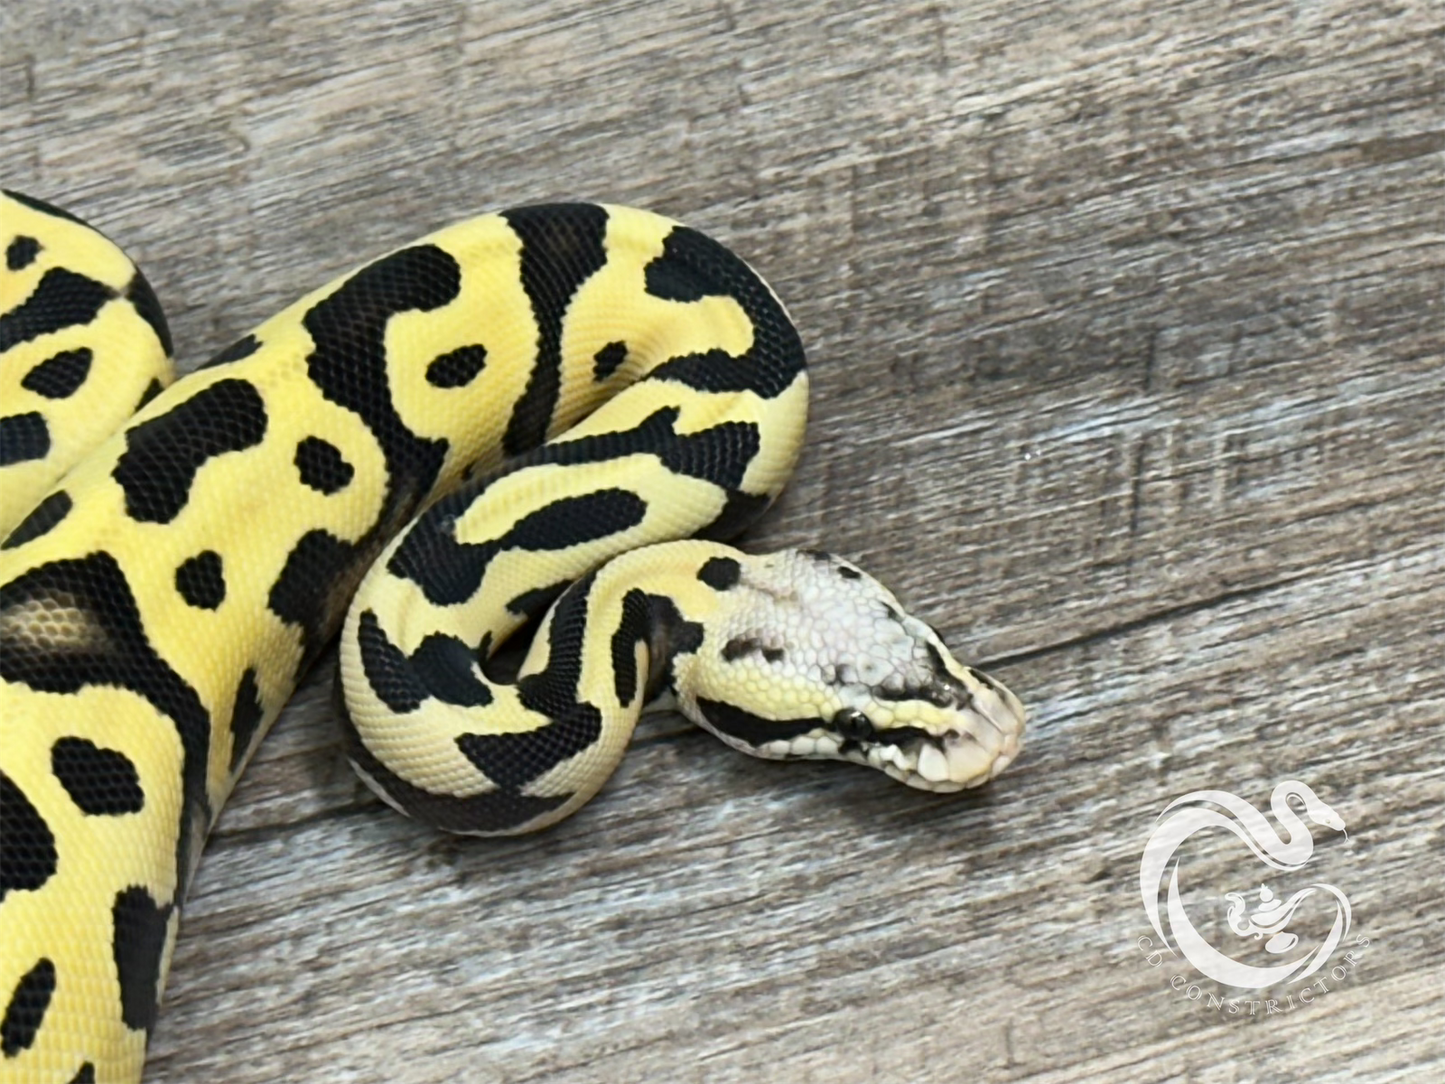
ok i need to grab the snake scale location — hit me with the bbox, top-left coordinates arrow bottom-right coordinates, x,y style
0,190 -> 1025,1083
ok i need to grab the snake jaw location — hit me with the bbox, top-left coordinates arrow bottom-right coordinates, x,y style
890,708 -> 1024,792
835,679 -> 1025,792
748,691 -> 1023,792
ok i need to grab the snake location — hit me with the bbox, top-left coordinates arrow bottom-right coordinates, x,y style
0,189 -> 1026,1083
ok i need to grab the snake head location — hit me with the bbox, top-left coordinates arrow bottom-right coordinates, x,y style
677,548 -> 1025,792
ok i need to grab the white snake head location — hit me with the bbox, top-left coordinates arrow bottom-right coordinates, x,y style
676,548 -> 1025,792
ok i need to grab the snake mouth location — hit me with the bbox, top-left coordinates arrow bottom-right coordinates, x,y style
742,679 -> 1026,791
852,681 -> 1025,792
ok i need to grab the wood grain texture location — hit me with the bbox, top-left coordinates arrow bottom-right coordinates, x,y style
3,1 -> 1442,1081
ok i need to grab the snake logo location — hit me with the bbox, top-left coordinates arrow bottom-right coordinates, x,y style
1138,780 -> 1353,989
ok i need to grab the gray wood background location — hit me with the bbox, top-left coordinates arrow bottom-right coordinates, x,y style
4,1 -> 1442,1081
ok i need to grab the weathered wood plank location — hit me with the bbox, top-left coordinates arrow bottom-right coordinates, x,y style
3,0 -> 1441,1080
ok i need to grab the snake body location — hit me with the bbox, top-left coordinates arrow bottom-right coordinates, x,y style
0,191 -> 1025,1083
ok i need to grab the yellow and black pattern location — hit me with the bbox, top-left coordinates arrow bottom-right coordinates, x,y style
1,192 -> 174,537
0,193 -> 1024,1083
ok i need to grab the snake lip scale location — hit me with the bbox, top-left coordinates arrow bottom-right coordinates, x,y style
0,190 -> 1025,1083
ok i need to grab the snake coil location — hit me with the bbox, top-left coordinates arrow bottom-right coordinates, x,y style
0,191 -> 1024,1082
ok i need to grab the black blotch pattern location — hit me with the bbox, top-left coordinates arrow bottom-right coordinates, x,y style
505,580 -> 570,620
643,224 -> 806,399
294,436 -> 354,494
228,669 -> 266,773
0,771 -> 57,902
697,698 -> 819,747
0,555 -> 212,894
458,572 -> 605,789
390,396 -> 769,604
389,488 -> 646,607
721,637 -> 784,665
112,378 -> 267,523
21,347 -> 93,399
389,405 -> 763,602
2,489 -> 71,549
2,191 -> 89,226
111,886 -> 173,1033
0,957 -> 55,1057
267,529 -> 360,670
534,407 -> 681,469
505,405 -> 760,492
611,588 -> 652,707
426,344 -> 488,388
722,636 -> 757,661
124,270 -> 173,357
695,488 -> 771,541
69,1064 -> 96,1084
6,235 -> 39,271
357,609 -> 426,714
592,341 -> 627,381
51,737 -> 145,815
500,204 -> 610,456
697,555 -> 741,590
507,489 -> 645,551
257,245 -> 468,674
656,419 -> 760,490
300,244 -> 453,516
456,711 -> 601,791
610,589 -> 705,708
838,565 -> 862,580
650,596 -> 704,699
174,550 -> 226,610
0,267 -> 114,353
135,378 -> 164,410
358,613 -> 496,713
549,406 -> 761,486
0,412 -> 50,466
198,333 -> 260,370
336,683 -> 568,832
411,633 -> 493,707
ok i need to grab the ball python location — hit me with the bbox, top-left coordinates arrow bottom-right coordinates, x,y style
0,189 -> 1026,1083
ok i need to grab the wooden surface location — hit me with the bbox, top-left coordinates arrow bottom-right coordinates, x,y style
4,1 -> 1442,1081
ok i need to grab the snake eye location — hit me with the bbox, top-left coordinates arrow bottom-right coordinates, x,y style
832,708 -> 874,742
